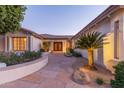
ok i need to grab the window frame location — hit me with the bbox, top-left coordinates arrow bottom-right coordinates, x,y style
12,37 -> 27,51
114,20 -> 119,59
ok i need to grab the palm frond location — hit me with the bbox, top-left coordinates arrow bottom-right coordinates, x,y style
77,31 -> 105,49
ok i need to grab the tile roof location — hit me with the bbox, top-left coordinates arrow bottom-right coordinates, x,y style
40,34 -> 73,40
20,28 -> 44,39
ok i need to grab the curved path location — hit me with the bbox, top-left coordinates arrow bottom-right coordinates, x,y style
0,53 -> 89,88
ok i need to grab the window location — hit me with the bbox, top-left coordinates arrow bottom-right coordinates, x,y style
114,20 -> 119,59
12,37 -> 27,51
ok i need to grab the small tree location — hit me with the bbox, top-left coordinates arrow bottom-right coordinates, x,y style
77,32 -> 105,69
0,5 -> 26,34
111,61 -> 124,88
43,42 -> 51,52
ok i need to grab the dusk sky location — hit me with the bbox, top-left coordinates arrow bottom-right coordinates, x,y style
22,5 -> 109,35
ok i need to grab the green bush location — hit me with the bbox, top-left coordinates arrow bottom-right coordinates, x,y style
0,50 -> 42,66
111,61 -> 124,88
22,50 -> 41,60
8,53 -> 24,65
40,48 -> 45,52
72,51 -> 82,57
65,48 -> 82,57
23,51 -> 34,59
66,48 -> 73,54
70,49 -> 73,53
0,54 -> 8,63
96,77 -> 104,85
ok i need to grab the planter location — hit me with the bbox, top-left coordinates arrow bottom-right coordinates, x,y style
0,63 -> 6,68
0,53 -> 48,85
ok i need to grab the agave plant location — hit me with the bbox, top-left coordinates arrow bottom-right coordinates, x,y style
77,31 -> 105,68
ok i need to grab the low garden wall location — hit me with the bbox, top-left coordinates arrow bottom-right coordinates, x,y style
0,53 -> 49,85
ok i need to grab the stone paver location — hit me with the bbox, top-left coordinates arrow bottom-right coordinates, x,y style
0,53 -> 88,88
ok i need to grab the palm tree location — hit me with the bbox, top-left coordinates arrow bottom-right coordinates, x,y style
77,32 -> 105,69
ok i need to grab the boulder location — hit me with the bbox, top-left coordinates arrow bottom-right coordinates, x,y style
72,68 -> 89,84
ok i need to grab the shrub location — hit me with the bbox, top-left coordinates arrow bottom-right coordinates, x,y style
23,51 -> 34,59
43,42 -> 51,52
70,49 -> 74,53
8,53 -> 24,65
111,61 -> 124,88
65,48 -> 82,57
0,54 -> 8,63
0,50 -> 42,66
96,77 -> 104,85
72,51 -> 82,57
32,50 -> 42,59
40,48 -> 45,52
22,50 -> 41,60
66,48 -> 73,54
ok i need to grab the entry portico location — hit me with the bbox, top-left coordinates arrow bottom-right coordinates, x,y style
41,34 -> 72,53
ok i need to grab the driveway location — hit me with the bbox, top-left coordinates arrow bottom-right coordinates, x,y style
0,53 -> 89,88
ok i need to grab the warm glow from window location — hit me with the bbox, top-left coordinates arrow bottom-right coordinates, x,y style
13,37 -> 27,51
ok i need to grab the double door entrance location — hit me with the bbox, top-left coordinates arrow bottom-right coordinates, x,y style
53,42 -> 63,51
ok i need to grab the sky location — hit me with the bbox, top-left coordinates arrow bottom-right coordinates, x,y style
22,5 -> 109,35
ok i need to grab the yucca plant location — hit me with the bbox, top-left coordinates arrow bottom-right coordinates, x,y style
77,32 -> 105,69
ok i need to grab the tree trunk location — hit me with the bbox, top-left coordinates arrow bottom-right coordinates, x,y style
88,49 -> 94,67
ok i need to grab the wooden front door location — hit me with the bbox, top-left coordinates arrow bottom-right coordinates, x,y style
53,42 -> 63,51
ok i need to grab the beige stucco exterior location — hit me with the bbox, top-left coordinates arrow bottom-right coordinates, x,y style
72,6 -> 124,72
42,39 -> 71,53
0,29 -> 42,52
1,6 -> 124,73
30,35 -> 42,51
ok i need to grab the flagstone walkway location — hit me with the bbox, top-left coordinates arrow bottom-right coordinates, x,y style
0,53 -> 90,88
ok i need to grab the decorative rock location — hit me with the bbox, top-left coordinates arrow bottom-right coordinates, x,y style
72,68 -> 89,85
64,53 -> 73,57
0,63 -> 7,68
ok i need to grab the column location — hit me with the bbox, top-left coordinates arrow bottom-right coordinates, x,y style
121,14 -> 124,60
9,37 -> 12,52
4,35 -> 7,52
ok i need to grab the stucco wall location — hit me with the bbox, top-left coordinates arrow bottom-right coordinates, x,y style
63,40 -> 67,52
43,39 -> 69,53
72,9 -> 124,72
74,48 -> 87,58
0,54 -> 48,85
97,19 -> 111,34
6,31 -> 42,52
74,48 -> 97,64
30,36 -> 42,51
110,10 -> 124,60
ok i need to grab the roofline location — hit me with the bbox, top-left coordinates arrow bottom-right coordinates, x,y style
43,38 -> 72,40
72,5 -> 123,39
20,28 -> 44,39
40,34 -> 73,40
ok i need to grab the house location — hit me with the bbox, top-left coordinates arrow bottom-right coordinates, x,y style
0,28 -> 43,52
41,34 -> 73,53
72,5 -> 124,72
